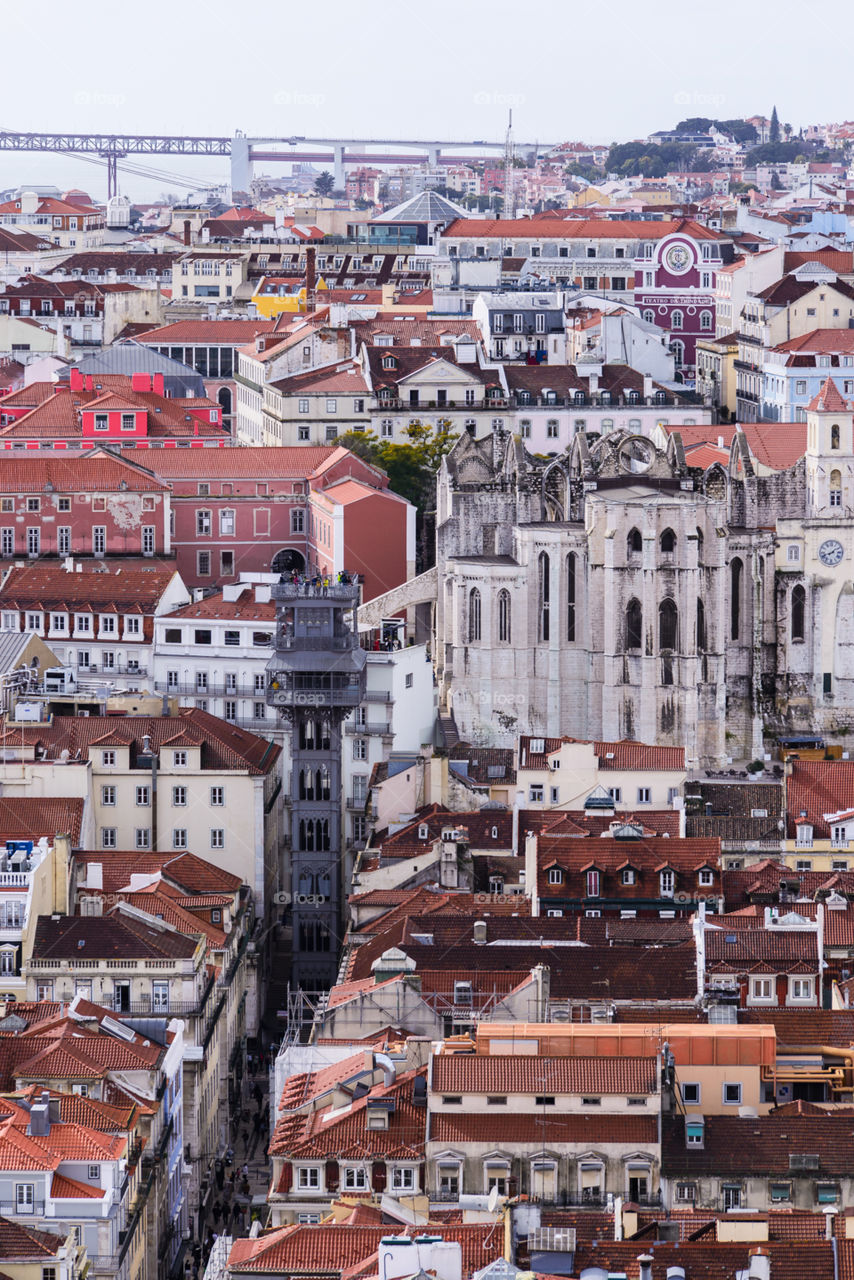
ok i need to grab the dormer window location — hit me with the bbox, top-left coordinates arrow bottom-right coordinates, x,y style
660,869 -> 675,897
796,823 -> 813,848
622,868 -> 636,885
382,355 -> 397,370
587,870 -> 600,897
699,868 -> 714,886
548,867 -> 562,885
418,824 -> 428,839
686,1118 -> 704,1147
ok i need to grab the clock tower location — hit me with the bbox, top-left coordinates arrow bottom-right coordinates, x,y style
805,376 -> 854,517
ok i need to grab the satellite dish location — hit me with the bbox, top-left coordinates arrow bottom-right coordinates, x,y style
487,1185 -> 500,1214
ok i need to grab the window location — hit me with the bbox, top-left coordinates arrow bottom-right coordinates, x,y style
538,551 -> 550,642
173,751 -> 187,767
211,829 -> 225,849
196,509 -> 211,536
723,1082 -> 742,1105
1,530 -> 14,557
220,508 -> 235,537
671,309 -> 683,330
626,598 -> 642,650
686,1120 -> 705,1146
676,1183 -> 696,1203
622,868 -> 636,885
548,867 -> 562,885
101,828 -> 117,849
660,870 -> 675,897
57,527 -> 71,555
92,526 -> 105,556
353,739 -> 367,760
659,598 -> 678,650
101,785 -> 116,806
211,786 -> 224,806
15,1184 -> 34,1214
27,528 -> 40,557
566,554 -> 576,642
637,787 -> 651,804
751,977 -> 774,1002
297,1167 -> 320,1189
681,1082 -> 701,1105
530,785 -> 544,803
93,414 -> 108,432
343,1166 -> 367,1190
730,558 -> 742,640
535,1096 -> 555,1106
391,1167 -> 415,1191
699,868 -> 714,886
172,829 -> 188,849
587,870 -> 600,897
326,398 -> 337,414
197,551 -> 211,577
101,750 -> 116,767
172,786 -> 187,807
498,589 -> 511,643
194,629 -> 212,645
468,588 -> 481,642
790,977 -> 814,1001
791,584 -> 805,641
135,828 -> 151,850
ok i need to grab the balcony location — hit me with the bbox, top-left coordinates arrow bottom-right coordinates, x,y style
363,690 -> 391,703
346,796 -> 369,811
344,721 -> 391,736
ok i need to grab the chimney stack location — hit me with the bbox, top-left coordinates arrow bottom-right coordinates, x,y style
637,1255 -> 653,1280
69,367 -> 83,392
747,1246 -> 771,1280
183,220 -> 192,247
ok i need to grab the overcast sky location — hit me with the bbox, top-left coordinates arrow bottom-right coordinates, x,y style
2,0 -> 853,202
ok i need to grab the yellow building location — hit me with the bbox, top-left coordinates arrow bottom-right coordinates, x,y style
696,332 -> 739,419
252,276 -> 329,319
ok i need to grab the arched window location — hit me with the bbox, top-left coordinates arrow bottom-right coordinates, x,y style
498,589 -> 511,644
830,469 -> 842,507
670,340 -> 684,368
696,598 -> 706,652
626,598 -> 642,650
642,310 -> 655,324
832,424 -> 841,450
659,598 -> 678,650
468,588 -> 481,642
318,765 -> 331,801
538,552 -> 550,642
627,527 -> 642,556
566,554 -> 576,642
671,310 -> 684,330
730,558 -> 743,640
791,584 -> 806,641
700,310 -> 712,330
660,528 -> 675,554
574,390 -> 586,404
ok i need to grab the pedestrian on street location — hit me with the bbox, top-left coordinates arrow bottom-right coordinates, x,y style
212,1200 -> 222,1227
242,1163 -> 249,1180
253,1083 -> 262,1106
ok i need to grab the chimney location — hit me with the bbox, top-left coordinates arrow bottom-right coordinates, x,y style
69,367 -> 84,392
28,1103 -> 50,1137
305,246 -> 316,312
747,1246 -> 771,1280
152,373 -> 165,397
643,375 -> 653,400
473,920 -> 487,944
183,220 -> 191,247
636,1255 -> 653,1280
84,374 -> 94,392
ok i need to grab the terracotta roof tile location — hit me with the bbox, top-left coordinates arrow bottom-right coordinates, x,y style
431,1054 -> 657,1094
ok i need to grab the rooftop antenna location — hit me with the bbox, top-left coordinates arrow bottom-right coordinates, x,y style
503,109 -> 516,220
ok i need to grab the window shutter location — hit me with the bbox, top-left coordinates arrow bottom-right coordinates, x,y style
279,1164 -> 293,1192
325,1160 -> 339,1190
372,1163 -> 387,1192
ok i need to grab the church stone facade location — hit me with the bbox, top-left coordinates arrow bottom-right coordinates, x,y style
435,387 -> 850,768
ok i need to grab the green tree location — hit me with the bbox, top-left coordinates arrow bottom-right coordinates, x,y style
313,171 -> 335,197
334,421 -> 459,571
769,106 -> 780,143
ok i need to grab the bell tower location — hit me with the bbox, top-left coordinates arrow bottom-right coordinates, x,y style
805,377 -> 854,517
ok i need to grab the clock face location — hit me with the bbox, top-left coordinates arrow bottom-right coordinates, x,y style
819,539 -> 845,566
664,242 -> 692,274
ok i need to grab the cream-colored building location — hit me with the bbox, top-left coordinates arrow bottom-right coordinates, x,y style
172,251 -> 248,304
696,332 -> 739,418
517,735 -> 686,814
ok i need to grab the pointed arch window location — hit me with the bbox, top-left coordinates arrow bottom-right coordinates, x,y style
498,589 -> 511,644
626,598 -> 642,651
730,558 -> 743,640
660,528 -> 676,555
659,598 -> 678,651
627,527 -> 642,557
791,584 -> 805,642
538,552 -> 550,642
832,424 -> 840,450
468,588 -> 481,642
696,528 -> 704,563
696,599 -> 706,652
566,554 -> 576,642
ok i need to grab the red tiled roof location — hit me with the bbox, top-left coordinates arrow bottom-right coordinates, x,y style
0,798 -> 84,846
441,216 -> 722,240
431,1054 -> 657,1094
775,328 -> 854,354
808,375 -> 851,412
786,759 -> 854,837
518,736 -> 685,772
0,708 -> 279,777
663,1112 -> 854,1176
72,851 -> 240,896
227,1223 -> 503,1278
271,1070 -> 427,1160
50,1170 -> 105,1199
0,449 -> 166,494
0,563 -> 181,614
0,1216 -> 67,1257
